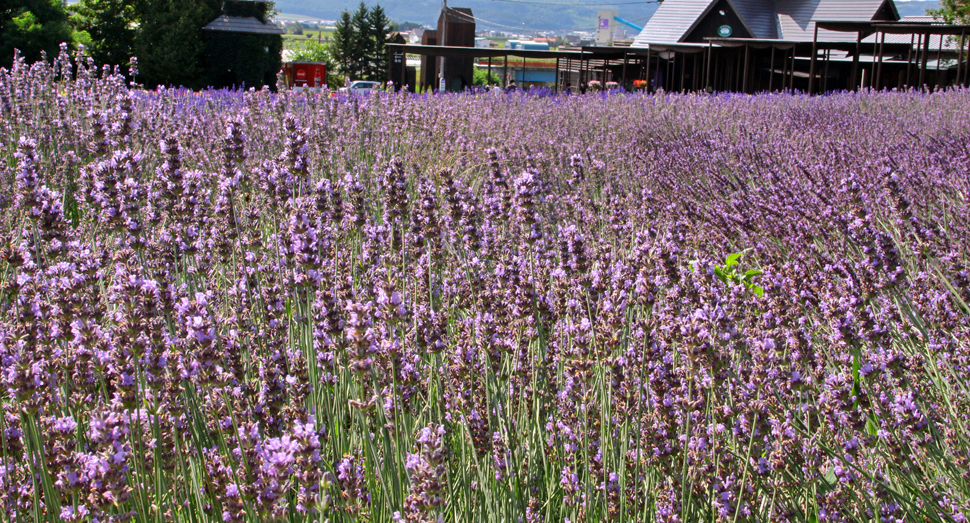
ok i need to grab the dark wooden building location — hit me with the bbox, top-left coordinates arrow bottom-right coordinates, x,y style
202,0 -> 284,90
387,33 -> 416,92
437,7 -> 476,91
420,30 -> 439,90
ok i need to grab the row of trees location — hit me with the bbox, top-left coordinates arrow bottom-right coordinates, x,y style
1,0 -> 281,89
330,2 -> 391,82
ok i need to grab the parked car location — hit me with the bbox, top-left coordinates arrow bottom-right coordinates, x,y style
339,81 -> 381,95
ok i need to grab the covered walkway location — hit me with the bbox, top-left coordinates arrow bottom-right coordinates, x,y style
386,19 -> 970,94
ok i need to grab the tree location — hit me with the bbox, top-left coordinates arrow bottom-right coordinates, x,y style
290,38 -> 329,64
328,2 -> 390,82
0,0 -> 76,68
134,0 -> 220,89
473,68 -> 500,86
72,0 -> 140,70
350,2 -> 370,80
366,4 -> 390,80
929,0 -> 970,24
330,9 -> 355,80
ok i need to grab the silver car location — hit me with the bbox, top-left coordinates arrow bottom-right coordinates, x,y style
339,81 -> 381,95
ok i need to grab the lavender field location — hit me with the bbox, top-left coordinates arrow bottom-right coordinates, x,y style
2,50 -> 970,523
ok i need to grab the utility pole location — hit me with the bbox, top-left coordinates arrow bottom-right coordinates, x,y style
440,0 -> 448,91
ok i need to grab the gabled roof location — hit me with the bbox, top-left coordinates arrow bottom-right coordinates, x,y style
776,0 -> 897,41
632,0 -> 900,46
733,0 -> 780,39
633,0 -> 721,45
204,16 -> 285,35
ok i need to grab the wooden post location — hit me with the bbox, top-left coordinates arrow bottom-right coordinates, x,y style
964,31 -> 970,87
488,56 -> 492,86
657,51 -> 670,91
440,4 -> 448,85
682,52 -> 689,92
621,53 -> 628,89
734,46 -> 748,92
580,49 -> 585,89
503,54 -> 508,88
670,53 -> 675,91
715,54 -> 720,91
679,52 -> 686,92
809,24 -> 819,94
963,36 -> 970,86
709,55 -> 721,92
919,32 -> 928,89
956,30 -> 965,87
645,47 -> 652,92
742,44 -> 750,93
769,45 -> 776,92
935,31 -> 944,88
780,46 -> 788,91
962,33 -> 970,86
851,31 -> 861,91
875,31 -> 885,90
866,38 -> 877,88
963,35 -> 968,86
762,47 -> 768,90
690,53 -> 700,91
555,56 -> 562,93
905,33 -> 914,88
672,52 -> 677,90
789,47 -> 796,91
823,48 -> 830,92
706,40 -> 713,91
670,53 -> 674,91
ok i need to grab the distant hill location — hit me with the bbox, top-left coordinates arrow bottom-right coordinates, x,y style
272,0 -> 660,31
895,0 -> 941,18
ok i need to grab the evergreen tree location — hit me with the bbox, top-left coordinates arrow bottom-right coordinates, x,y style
329,2 -> 391,82
367,4 -> 390,80
0,0 -> 75,68
72,0 -> 140,69
350,2 -> 370,80
330,9 -> 354,80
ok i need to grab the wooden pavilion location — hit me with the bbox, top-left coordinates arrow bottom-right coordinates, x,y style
387,0 -> 970,94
